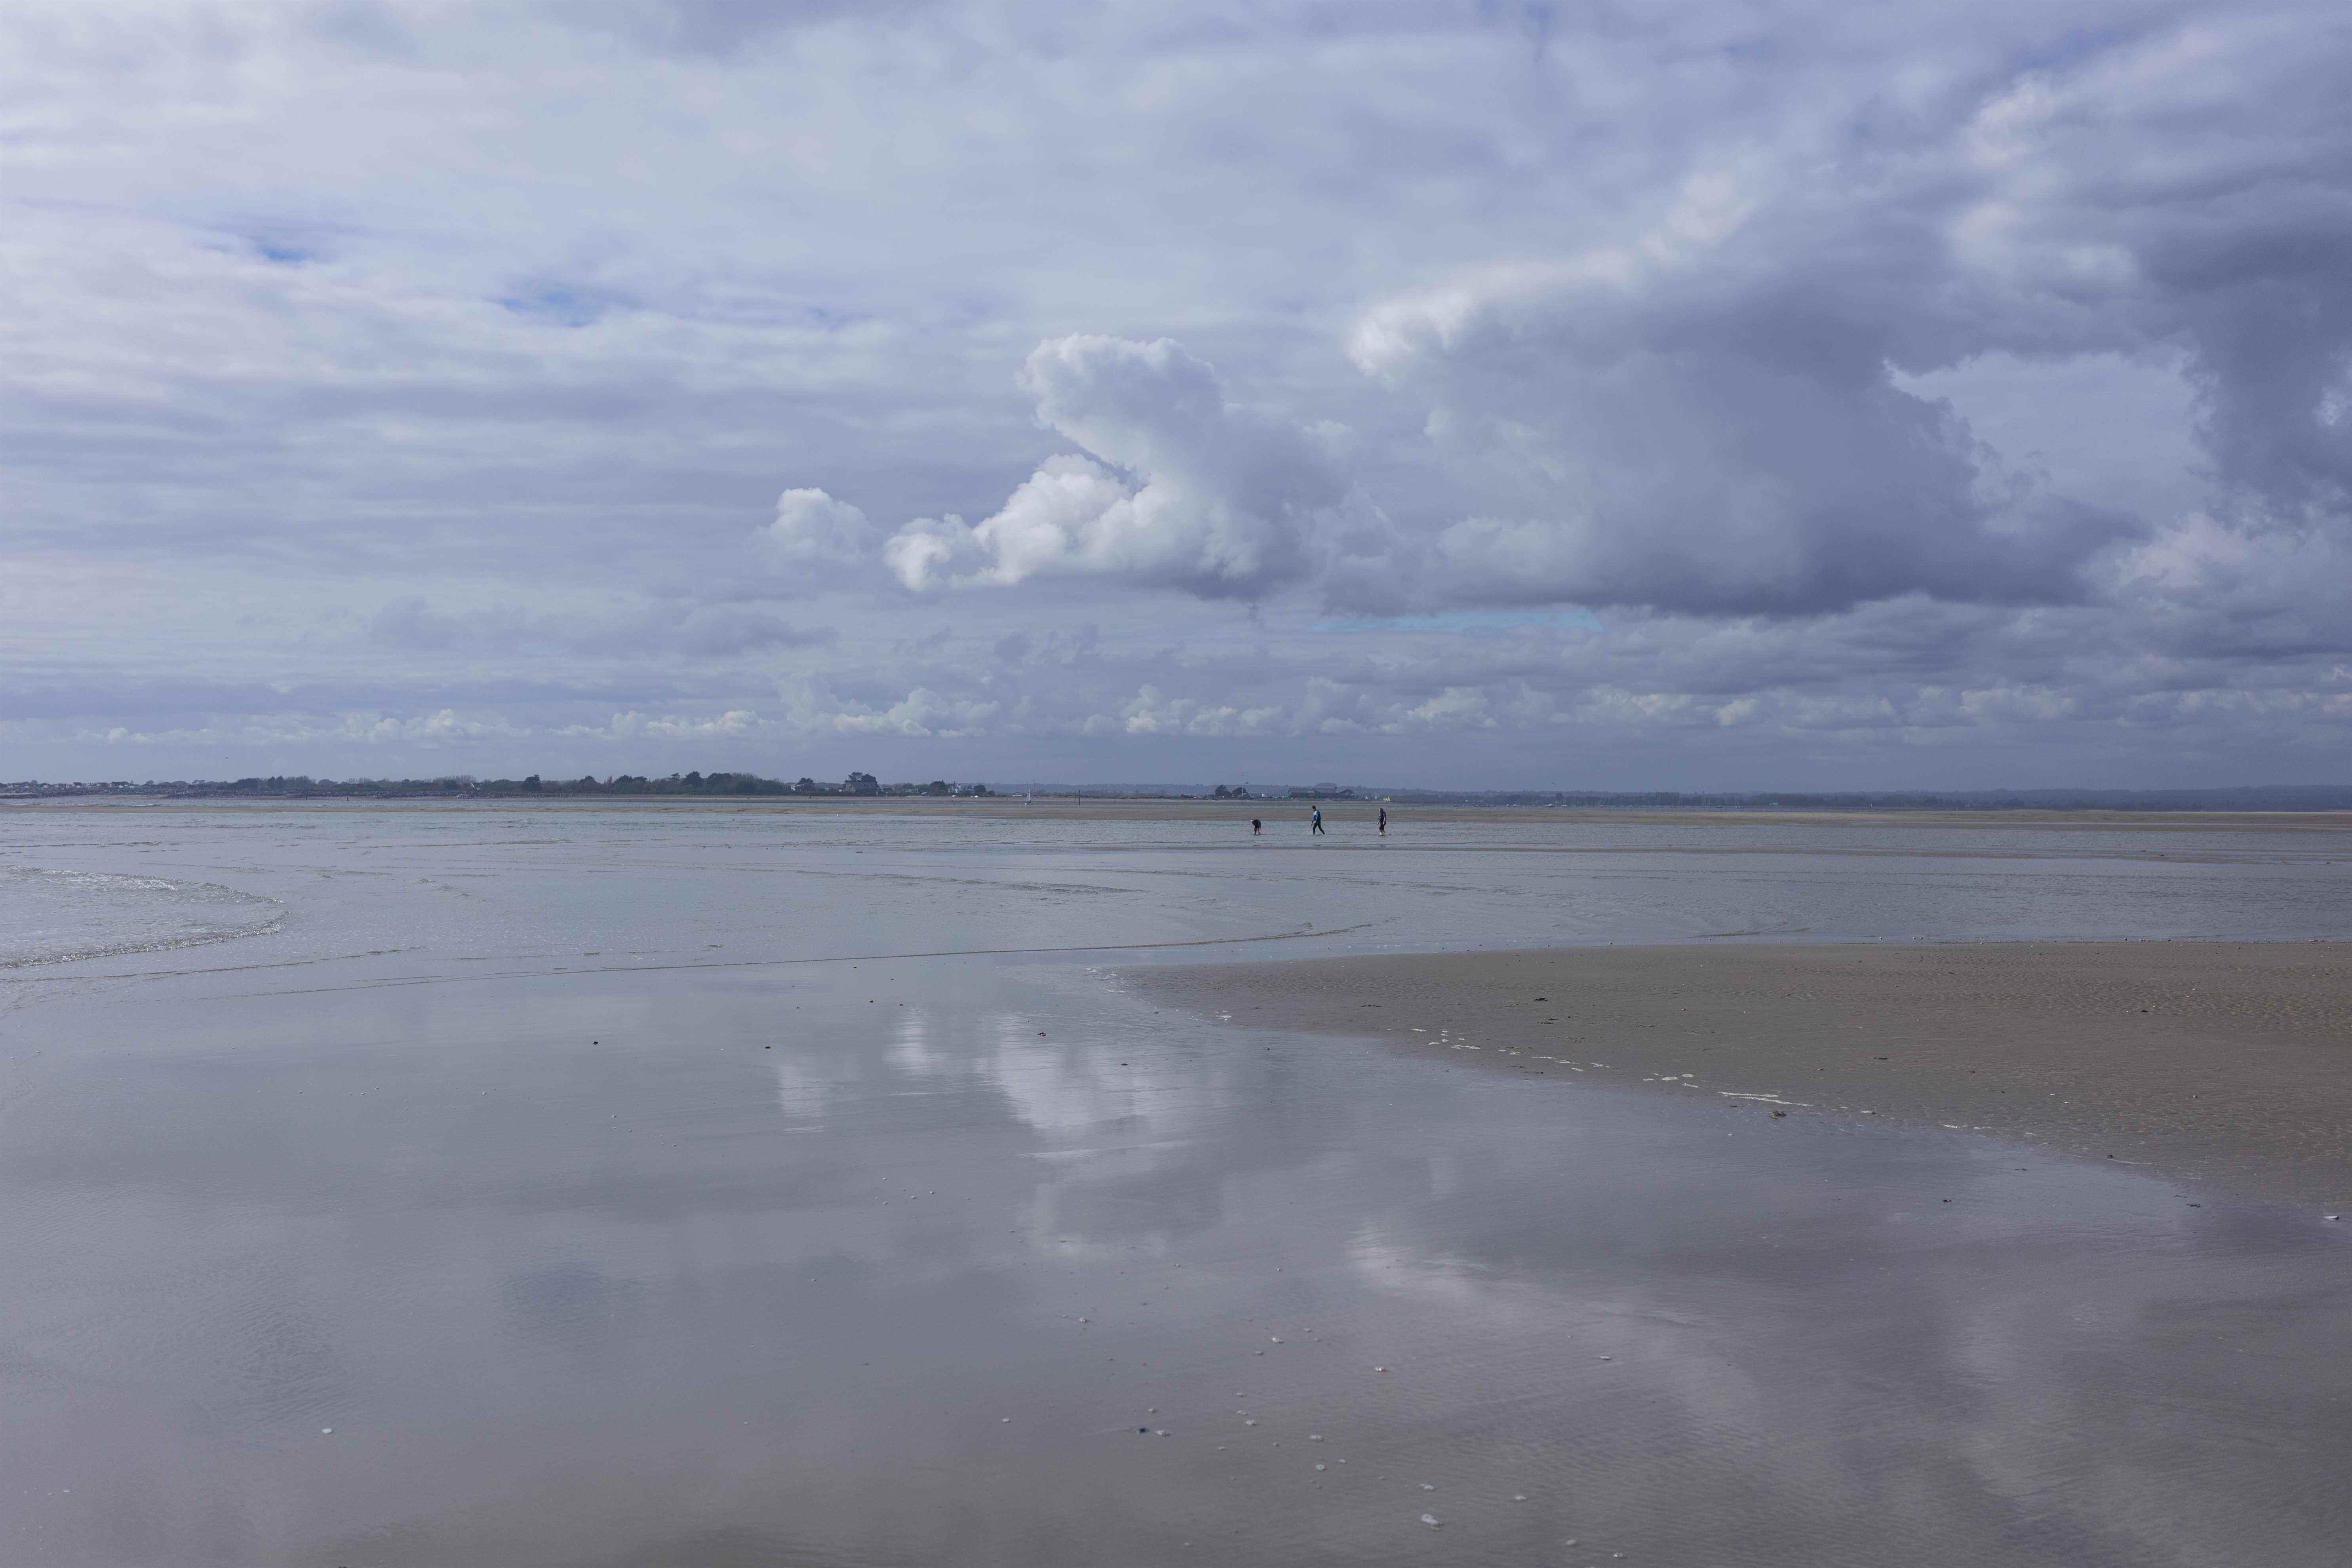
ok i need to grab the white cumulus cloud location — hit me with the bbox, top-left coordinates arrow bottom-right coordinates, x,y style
882,335 -> 1351,599
758,488 -> 878,571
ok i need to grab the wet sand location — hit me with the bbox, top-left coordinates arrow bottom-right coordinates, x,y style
1129,941 -> 2352,1207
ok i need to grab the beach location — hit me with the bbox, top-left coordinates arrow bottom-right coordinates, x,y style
25,4 -> 2352,1561
1128,940 -> 2352,1208
3,804 -> 2349,1564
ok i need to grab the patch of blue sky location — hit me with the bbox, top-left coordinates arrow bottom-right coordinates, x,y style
1310,609 -> 1603,635
225,225 -> 326,265
496,284 -> 633,327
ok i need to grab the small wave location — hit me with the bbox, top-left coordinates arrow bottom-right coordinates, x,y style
0,867 -> 284,970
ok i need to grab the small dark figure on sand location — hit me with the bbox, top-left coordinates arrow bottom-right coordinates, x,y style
1311,807 -> 1325,835
1251,818 -> 1261,833
1378,808 -> 1387,835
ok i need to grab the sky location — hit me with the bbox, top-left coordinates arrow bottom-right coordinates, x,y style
5,0 -> 2351,790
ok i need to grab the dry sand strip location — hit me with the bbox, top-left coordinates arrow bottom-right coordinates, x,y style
1126,941 -> 2352,1208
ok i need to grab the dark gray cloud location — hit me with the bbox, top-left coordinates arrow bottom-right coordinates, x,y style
2,0 -> 2348,785
1339,284 -> 2145,614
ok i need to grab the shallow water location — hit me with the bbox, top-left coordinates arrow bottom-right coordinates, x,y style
0,864 -> 281,969
1,806 -> 2347,1565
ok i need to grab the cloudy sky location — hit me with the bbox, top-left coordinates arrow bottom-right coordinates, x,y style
6,0 -> 2350,788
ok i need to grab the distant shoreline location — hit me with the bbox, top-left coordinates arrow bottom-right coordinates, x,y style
10,795 -> 2352,833
1125,940 -> 2352,1208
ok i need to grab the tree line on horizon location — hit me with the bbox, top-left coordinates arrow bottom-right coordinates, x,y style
1,771 -> 993,799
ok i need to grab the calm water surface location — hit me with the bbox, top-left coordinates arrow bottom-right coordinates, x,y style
1,805 -> 2347,1566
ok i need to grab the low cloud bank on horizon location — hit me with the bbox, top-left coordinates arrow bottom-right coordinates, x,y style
6,0 -> 2350,788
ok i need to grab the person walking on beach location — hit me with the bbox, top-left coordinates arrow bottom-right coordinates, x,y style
1251,818 -> 1261,833
1311,807 -> 1325,835
1378,807 -> 1386,835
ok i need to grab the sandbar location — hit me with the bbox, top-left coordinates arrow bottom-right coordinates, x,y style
1128,940 -> 2352,1206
